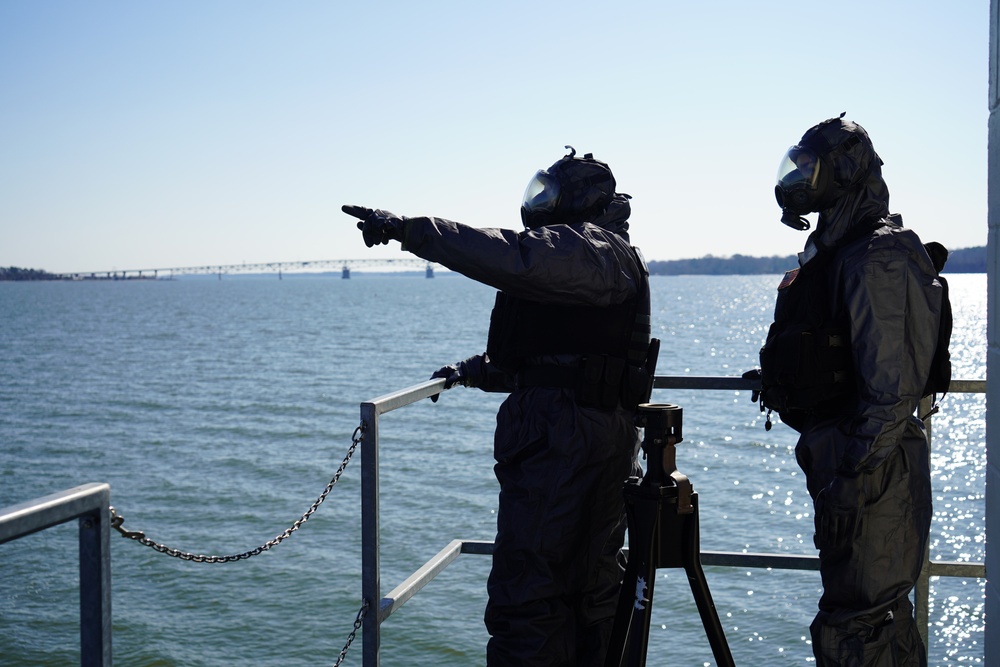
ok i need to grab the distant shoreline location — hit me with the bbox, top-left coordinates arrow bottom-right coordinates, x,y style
1,246 -> 988,280
648,245 -> 987,276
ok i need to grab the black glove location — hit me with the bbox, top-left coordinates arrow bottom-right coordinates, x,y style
741,368 -> 762,404
429,354 -> 486,402
813,472 -> 867,555
342,205 -> 406,248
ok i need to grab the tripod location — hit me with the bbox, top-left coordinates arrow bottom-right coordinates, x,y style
605,403 -> 735,667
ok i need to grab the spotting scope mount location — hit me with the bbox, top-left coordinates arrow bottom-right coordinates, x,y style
605,402 -> 735,667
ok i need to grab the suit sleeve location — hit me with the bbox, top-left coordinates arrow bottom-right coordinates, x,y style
399,216 -> 641,306
839,236 -> 942,472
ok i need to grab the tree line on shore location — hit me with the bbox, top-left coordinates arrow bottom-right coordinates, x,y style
0,267 -> 64,281
647,245 -> 987,275
2,246 -> 988,281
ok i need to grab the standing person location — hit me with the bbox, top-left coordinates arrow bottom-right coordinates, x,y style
753,115 -> 944,665
343,146 -> 656,667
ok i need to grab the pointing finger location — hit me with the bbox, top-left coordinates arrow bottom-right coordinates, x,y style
342,204 -> 373,220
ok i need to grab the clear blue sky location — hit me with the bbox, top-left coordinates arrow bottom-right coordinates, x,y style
0,1 -> 989,273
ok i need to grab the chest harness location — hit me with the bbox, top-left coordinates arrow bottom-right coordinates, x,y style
758,221 -> 887,429
485,250 -> 656,411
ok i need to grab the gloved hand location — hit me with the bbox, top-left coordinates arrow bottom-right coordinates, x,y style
813,472 -> 867,555
429,354 -> 486,402
741,368 -> 762,404
342,205 -> 406,248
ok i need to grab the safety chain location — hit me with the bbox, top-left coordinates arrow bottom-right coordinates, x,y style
333,599 -> 368,667
108,423 -> 366,563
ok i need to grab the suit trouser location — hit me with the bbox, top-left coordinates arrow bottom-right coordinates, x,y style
484,389 -> 639,667
797,422 -> 932,666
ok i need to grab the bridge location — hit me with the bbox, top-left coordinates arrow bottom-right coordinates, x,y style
58,258 -> 440,280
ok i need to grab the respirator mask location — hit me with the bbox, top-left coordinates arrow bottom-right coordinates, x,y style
774,146 -> 832,231
521,146 -> 615,229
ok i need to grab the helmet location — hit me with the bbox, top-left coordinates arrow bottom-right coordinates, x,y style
775,114 -> 882,230
521,146 -> 616,229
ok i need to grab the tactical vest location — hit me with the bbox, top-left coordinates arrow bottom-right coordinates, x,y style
485,261 -> 653,410
758,258 -> 854,427
758,220 -> 894,429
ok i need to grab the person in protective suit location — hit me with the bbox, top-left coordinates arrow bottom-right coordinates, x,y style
754,115 -> 943,666
343,147 -> 655,667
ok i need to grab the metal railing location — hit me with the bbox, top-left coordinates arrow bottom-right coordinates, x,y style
360,375 -> 988,666
0,483 -> 112,667
0,377 -> 986,667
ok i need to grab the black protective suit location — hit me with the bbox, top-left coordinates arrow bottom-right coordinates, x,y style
761,118 -> 942,666
348,194 -> 648,666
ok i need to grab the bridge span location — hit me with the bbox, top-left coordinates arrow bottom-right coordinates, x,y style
59,258 -> 440,280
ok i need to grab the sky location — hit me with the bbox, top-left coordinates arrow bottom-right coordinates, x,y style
0,1 -> 990,274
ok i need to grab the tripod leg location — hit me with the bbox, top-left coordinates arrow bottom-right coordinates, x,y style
683,495 -> 735,667
606,548 -> 641,666
605,485 -> 661,667
626,563 -> 656,667
685,560 -> 735,666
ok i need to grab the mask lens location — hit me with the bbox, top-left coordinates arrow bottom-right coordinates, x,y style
522,171 -> 560,213
776,147 -> 821,190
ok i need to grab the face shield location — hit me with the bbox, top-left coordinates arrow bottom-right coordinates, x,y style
776,147 -> 822,202
522,170 -> 561,214
774,146 -> 831,230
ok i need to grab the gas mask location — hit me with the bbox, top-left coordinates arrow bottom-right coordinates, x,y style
521,146 -> 616,229
774,114 -> 881,231
774,145 -> 833,231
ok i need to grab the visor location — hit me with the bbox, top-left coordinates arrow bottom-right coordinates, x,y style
776,146 -> 822,191
522,170 -> 560,213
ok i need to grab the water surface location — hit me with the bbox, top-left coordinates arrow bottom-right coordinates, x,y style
0,273 -> 986,665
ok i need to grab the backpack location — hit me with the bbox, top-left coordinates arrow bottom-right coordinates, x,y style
921,241 -> 953,417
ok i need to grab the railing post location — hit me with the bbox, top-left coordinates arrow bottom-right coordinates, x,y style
79,488 -> 112,667
915,394 -> 935,653
0,482 -> 113,667
361,402 -> 380,667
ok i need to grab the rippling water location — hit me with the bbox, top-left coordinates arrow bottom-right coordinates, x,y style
0,273 -> 986,666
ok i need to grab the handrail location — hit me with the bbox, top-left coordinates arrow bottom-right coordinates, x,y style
0,483 -> 112,667
360,376 -> 987,666
360,378 -> 448,666
652,375 -> 986,394
0,378 -> 982,666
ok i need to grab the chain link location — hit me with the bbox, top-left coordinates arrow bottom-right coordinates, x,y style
109,423 -> 365,563
333,599 -> 368,667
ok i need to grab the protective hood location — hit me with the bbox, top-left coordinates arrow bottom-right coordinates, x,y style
776,115 -> 889,253
589,193 -> 632,240
521,146 -> 616,229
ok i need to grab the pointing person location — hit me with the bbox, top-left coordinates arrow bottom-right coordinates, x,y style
344,147 -> 656,667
